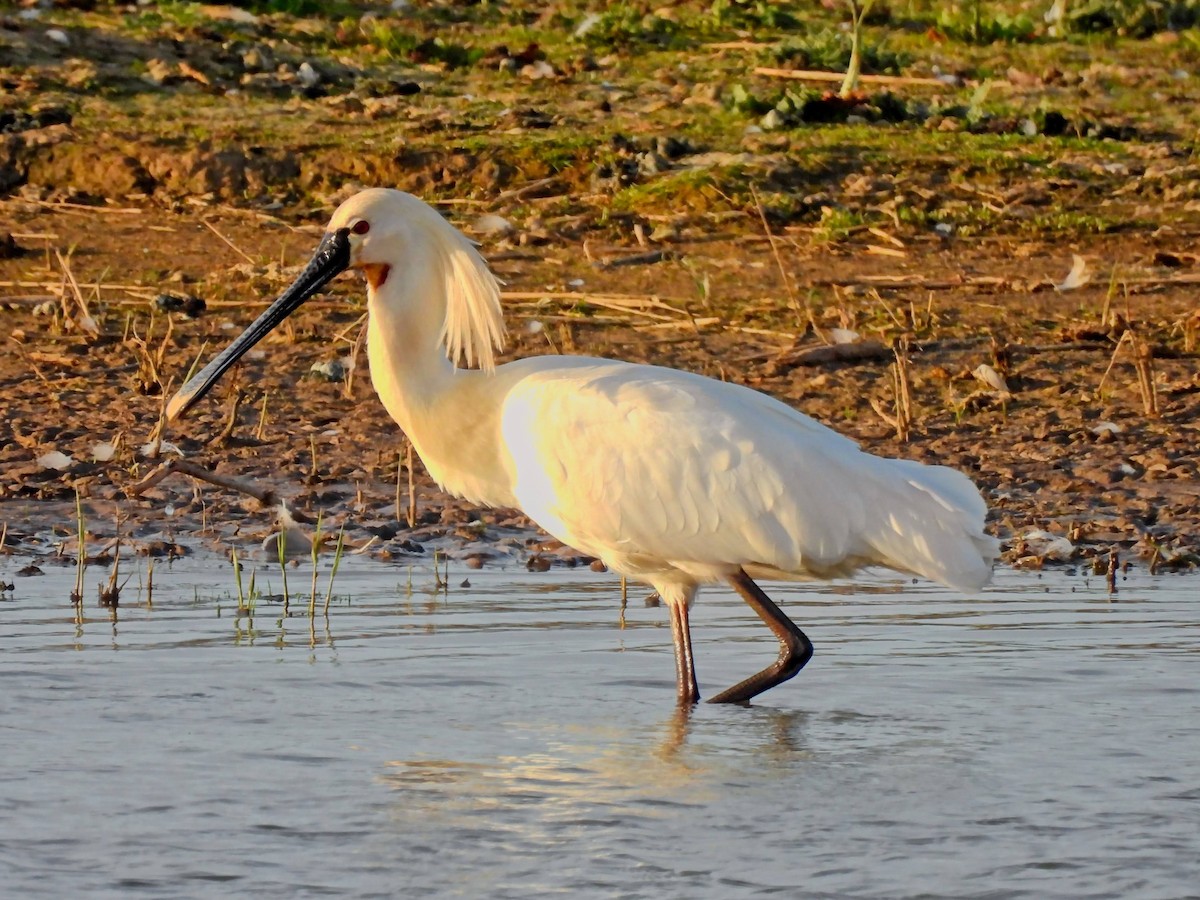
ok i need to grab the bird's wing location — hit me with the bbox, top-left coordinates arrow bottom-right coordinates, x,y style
499,361 -> 880,576
500,359 -> 995,591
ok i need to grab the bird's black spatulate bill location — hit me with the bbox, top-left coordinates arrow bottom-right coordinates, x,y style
166,228 -> 352,422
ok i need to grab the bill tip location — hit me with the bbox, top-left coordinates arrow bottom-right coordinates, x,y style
165,390 -> 191,423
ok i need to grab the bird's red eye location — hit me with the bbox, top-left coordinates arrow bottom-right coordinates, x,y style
352,219 -> 370,235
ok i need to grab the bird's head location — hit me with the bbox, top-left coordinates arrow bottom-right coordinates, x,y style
166,189 -> 503,423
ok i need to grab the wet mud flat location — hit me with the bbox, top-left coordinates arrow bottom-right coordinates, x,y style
1,219 -> 1199,588
3,1 -> 1200,578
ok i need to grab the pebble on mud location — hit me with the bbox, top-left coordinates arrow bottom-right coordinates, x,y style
154,293 -> 207,317
309,359 -> 347,382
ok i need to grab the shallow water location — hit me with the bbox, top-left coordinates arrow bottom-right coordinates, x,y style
1,555 -> 1198,899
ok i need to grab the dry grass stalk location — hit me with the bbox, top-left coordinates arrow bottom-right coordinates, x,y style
202,217 -> 256,265
870,339 -> 914,442
127,314 -> 175,394
98,513 -> 124,608
344,317 -> 369,399
394,450 -> 404,525
71,489 -> 86,606
1096,330 -> 1132,396
753,67 -> 942,88
1182,313 -> 1198,354
406,438 -> 417,528
210,386 -> 245,447
749,184 -> 803,331
255,392 -> 270,441
143,380 -> 174,460
1132,336 -> 1159,417
505,291 -> 693,324
54,249 -> 100,337
1097,330 -> 1159,417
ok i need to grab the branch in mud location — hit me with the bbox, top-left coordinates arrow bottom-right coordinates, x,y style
125,458 -> 316,523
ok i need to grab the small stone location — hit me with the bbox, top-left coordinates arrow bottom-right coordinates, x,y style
263,527 -> 312,558
145,58 -> 175,86
154,293 -> 206,317
297,62 -> 322,89
759,109 -> 785,131
309,359 -> 346,382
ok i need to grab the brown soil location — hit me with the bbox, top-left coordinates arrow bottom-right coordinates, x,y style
2,2 -> 1199,581
3,201 -> 1198,578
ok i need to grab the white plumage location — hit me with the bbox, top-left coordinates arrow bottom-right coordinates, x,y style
169,188 -> 998,705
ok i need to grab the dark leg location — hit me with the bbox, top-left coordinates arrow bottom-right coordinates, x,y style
709,569 -> 813,704
669,601 -> 700,706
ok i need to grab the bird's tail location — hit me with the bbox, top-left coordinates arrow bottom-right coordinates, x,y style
858,457 -> 999,593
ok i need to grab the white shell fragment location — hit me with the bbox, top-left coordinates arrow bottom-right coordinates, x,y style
471,214 -> 515,237
1056,254 -> 1090,291
829,327 -> 861,345
139,440 -> 185,458
36,450 -> 73,471
91,442 -> 116,462
1022,529 -> 1076,560
972,363 -> 1011,394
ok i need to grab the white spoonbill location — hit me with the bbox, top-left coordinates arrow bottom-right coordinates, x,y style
168,188 -> 997,705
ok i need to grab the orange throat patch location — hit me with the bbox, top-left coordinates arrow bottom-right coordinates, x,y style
363,263 -> 391,289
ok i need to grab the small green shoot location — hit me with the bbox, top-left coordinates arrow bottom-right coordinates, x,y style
323,527 -> 346,615
232,546 -> 248,613
308,511 -> 324,619
277,528 -> 291,617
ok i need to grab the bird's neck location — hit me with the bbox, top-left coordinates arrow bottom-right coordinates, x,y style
365,282 -> 516,507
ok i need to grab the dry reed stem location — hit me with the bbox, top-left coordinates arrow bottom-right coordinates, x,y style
99,512 -> 123,608
1132,337 -> 1159,417
255,392 -> 269,441
753,66 -> 944,87
749,184 -> 803,331
210,387 -> 245,447
1096,331 -> 1133,396
869,339 -> 914,442
345,318 -> 369,399
406,439 -> 417,529
394,450 -> 404,525
126,458 -> 317,524
202,218 -> 256,264
53,249 -> 99,337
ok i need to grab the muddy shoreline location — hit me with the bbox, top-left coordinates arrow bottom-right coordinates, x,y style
3,2 -> 1200,583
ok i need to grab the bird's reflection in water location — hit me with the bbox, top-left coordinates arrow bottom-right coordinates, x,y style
378,704 -> 814,834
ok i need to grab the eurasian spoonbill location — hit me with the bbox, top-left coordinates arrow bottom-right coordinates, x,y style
168,188 -> 997,705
